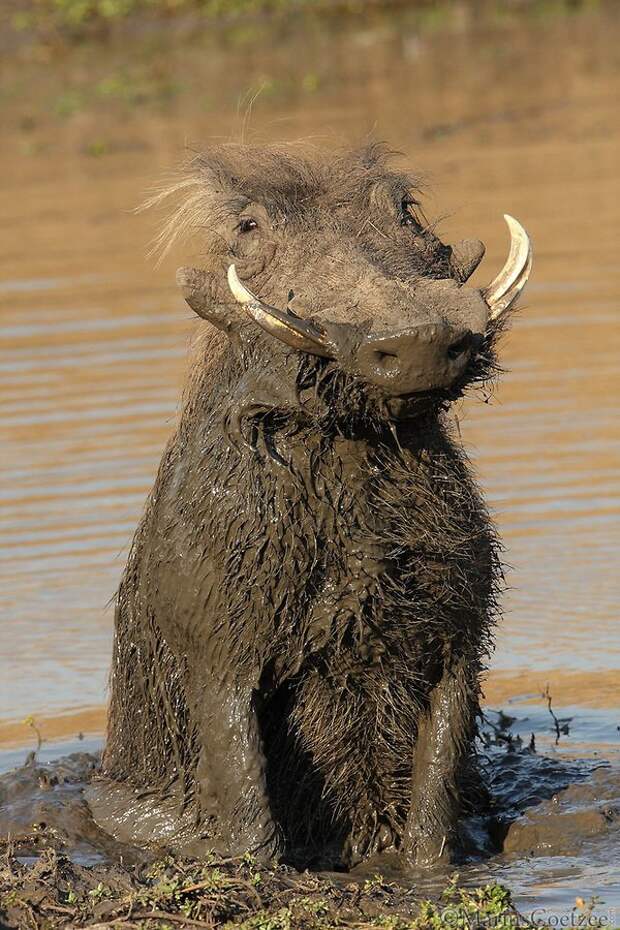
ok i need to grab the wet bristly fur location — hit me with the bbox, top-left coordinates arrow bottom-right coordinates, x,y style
103,143 -> 510,867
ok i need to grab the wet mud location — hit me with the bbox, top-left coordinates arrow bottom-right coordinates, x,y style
1,717 -> 618,911
0,753 -> 143,869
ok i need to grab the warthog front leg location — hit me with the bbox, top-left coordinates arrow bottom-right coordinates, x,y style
195,683 -> 283,861
403,656 -> 477,866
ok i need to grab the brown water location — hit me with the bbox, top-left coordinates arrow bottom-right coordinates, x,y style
1,1 -> 619,910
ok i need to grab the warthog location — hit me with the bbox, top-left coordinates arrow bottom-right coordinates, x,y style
98,143 -> 531,868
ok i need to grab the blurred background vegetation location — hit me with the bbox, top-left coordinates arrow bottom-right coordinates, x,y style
2,0 -> 601,43
0,0 -> 604,166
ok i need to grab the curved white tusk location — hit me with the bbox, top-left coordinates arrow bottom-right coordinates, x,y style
482,215 -> 533,321
227,265 -> 335,358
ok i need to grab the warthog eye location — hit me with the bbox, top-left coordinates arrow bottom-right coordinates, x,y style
400,197 -> 422,230
237,217 -> 258,233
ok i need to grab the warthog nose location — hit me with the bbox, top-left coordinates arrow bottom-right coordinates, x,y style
355,323 -> 476,395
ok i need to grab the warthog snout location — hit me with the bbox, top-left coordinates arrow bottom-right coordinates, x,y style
355,324 -> 481,395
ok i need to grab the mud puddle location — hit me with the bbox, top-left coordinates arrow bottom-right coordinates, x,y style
1,703 -> 618,915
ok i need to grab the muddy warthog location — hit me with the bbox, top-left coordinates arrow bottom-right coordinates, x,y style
97,143 -> 531,869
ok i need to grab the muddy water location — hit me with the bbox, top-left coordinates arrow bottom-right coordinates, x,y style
1,2 -> 619,911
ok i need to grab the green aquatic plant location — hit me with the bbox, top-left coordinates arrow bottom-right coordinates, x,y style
87,880 -> 111,901
22,715 -> 44,754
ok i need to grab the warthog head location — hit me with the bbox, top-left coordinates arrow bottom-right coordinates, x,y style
157,144 -> 531,436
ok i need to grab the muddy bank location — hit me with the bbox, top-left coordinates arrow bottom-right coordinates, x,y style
1,751 -> 618,928
1,709 -> 619,927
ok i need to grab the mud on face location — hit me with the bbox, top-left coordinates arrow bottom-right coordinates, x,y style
155,143 -> 529,439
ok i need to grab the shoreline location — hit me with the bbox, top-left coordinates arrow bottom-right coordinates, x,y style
1,667 -> 618,754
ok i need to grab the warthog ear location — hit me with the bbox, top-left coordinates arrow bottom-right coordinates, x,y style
177,266 -> 239,332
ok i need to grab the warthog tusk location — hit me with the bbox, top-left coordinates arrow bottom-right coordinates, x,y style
227,264 -> 335,358
483,215 -> 533,321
